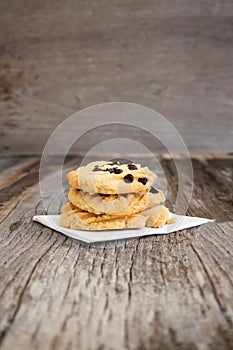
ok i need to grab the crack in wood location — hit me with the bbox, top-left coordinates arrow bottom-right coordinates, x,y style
191,243 -> 233,329
0,238 -> 57,346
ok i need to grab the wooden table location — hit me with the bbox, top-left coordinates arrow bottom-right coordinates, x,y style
0,155 -> 232,350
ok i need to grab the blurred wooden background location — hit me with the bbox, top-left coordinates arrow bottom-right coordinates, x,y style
0,0 -> 233,156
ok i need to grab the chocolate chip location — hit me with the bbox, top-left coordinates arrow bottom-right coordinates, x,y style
150,187 -> 159,194
106,168 -> 114,173
138,177 -> 148,185
93,165 -> 101,172
113,168 -> 123,174
124,174 -> 134,183
128,164 -> 138,170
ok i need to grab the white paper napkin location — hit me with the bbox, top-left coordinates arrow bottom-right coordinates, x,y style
33,214 -> 214,243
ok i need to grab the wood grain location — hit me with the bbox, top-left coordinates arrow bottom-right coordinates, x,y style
0,0 -> 233,155
0,156 -> 232,349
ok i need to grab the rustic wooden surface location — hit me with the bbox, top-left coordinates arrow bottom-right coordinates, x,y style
0,0 -> 233,155
0,156 -> 232,350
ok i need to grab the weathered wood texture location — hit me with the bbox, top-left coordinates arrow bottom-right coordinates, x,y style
0,156 -> 232,350
0,0 -> 233,155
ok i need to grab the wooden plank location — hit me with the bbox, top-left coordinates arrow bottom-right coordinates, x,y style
162,158 -> 233,222
0,1 -> 233,155
0,158 -> 39,189
0,157 -> 232,349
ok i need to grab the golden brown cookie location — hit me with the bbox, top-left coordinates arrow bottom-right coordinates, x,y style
60,203 -> 146,231
67,160 -> 157,194
142,205 -> 171,228
68,187 -> 165,215
60,203 -> 172,231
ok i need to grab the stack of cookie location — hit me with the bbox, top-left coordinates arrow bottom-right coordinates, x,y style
60,160 -> 173,231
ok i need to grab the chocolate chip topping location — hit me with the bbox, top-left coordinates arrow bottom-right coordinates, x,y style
124,174 -> 134,183
138,177 -> 148,185
127,164 -> 138,170
113,168 -> 123,174
93,164 -> 124,174
92,165 -> 101,172
150,187 -> 159,194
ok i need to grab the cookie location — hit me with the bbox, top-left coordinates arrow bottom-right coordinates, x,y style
142,205 -> 171,228
67,160 -> 157,194
60,203 -> 146,231
60,203 -> 172,231
68,187 -> 165,215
